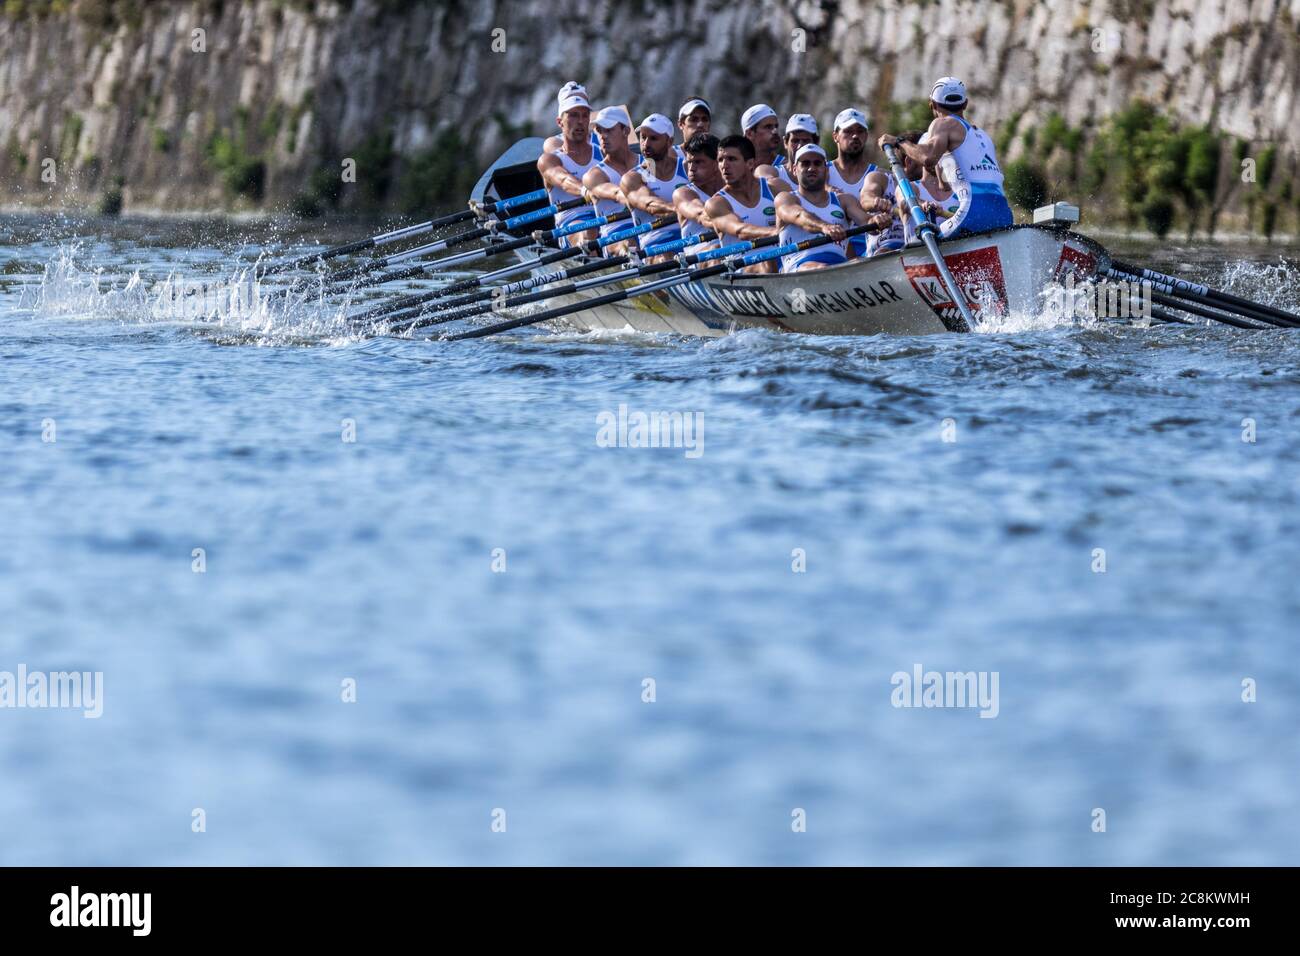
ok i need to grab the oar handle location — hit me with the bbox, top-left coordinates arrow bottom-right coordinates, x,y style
485,188 -> 548,214
644,231 -> 715,256
500,196 -> 587,230
597,215 -> 676,248
546,209 -> 630,240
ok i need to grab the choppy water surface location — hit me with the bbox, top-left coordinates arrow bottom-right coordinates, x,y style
2,213 -> 1298,865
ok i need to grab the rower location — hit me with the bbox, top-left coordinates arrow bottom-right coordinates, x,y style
892,135 -> 962,244
673,133 -> 723,250
581,106 -> 639,253
620,114 -> 689,261
676,97 -> 711,160
774,144 -> 874,271
828,108 -> 875,257
878,75 -> 1013,238
544,82 -> 603,156
537,90 -> 603,246
741,104 -> 782,168
860,129 -> 921,257
756,114 -> 819,192
703,134 -> 780,273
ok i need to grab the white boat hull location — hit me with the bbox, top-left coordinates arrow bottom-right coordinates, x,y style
522,226 -> 1108,337
474,138 -> 1110,338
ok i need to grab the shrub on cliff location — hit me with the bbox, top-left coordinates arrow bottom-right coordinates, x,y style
1003,160 -> 1047,212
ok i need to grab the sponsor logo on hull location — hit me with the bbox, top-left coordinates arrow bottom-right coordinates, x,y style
903,245 -> 1008,326
1053,243 -> 1098,284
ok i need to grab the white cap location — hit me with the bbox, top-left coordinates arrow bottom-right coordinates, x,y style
558,93 -> 591,115
557,82 -> 587,104
785,113 -> 819,136
930,76 -> 968,107
794,143 -> 827,163
741,103 -> 777,131
637,113 -> 674,137
678,98 -> 711,120
833,108 -> 869,132
594,105 -> 632,129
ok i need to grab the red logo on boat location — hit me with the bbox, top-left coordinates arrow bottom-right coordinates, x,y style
1053,244 -> 1097,283
903,245 -> 1008,326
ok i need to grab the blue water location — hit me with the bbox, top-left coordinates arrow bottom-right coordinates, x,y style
2,215 -> 1298,865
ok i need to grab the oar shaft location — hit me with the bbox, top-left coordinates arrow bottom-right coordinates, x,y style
1106,264 -> 1299,328
256,188 -> 549,277
1110,258 -> 1300,325
882,143 -> 973,333
1146,289 -> 1269,330
443,223 -> 877,341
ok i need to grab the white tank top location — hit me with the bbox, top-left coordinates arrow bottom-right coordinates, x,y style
678,183 -> 713,239
591,159 -> 634,236
716,178 -> 776,247
864,167 -> 905,255
946,117 -> 1004,190
900,179 -> 962,243
778,190 -> 848,270
828,160 -> 869,196
548,145 -> 603,229
630,155 -> 689,229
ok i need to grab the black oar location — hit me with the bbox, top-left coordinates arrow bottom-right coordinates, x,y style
1106,262 -> 1299,329
445,223 -> 876,341
1145,289 -> 1269,330
385,227 -> 771,333
348,213 -> 674,327
384,255 -> 646,333
269,196 -> 596,298
882,142 -> 974,333
342,211 -> 628,326
255,188 -> 548,277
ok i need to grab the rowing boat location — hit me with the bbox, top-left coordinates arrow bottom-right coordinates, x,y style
470,138 -> 1111,336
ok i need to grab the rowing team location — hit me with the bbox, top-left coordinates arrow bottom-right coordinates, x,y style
535,76 -> 1014,273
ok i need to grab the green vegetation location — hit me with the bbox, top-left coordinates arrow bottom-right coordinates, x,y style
152,126 -> 172,153
884,98 -> 933,137
1003,160 -> 1046,212
97,177 -> 124,217
1004,101 -> 1294,237
206,129 -> 266,201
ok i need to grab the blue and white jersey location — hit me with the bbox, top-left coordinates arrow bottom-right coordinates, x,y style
678,182 -> 714,240
828,159 -> 870,197
590,159 -> 633,237
778,190 -> 849,271
936,117 -> 1013,237
631,154 -> 689,249
900,179 -> 962,244
547,145 -> 604,231
716,178 -> 776,247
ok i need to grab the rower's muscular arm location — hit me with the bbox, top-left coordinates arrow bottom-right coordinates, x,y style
859,171 -> 894,214
774,191 -> 846,239
620,170 -> 675,217
582,166 -> 624,205
838,193 -> 875,228
538,151 -> 585,199
703,195 -> 778,241
673,184 -> 710,228
884,116 -> 965,168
